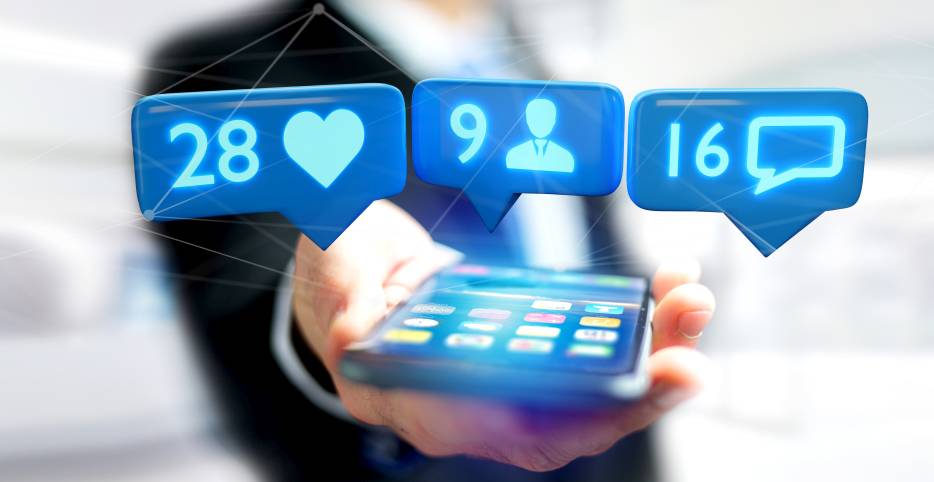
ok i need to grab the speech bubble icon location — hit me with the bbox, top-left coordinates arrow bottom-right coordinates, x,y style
747,115 -> 846,194
627,89 -> 868,256
132,84 -> 406,249
412,78 -> 625,229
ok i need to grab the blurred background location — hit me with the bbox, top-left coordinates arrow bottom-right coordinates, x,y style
1,0 -> 933,480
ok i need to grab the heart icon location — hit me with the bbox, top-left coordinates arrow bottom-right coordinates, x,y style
283,109 -> 365,188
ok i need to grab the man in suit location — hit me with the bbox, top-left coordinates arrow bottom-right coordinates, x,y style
143,1 -> 715,479
505,98 -> 576,173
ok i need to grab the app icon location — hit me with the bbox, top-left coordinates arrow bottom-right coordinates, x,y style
584,304 -> 624,315
574,329 -> 618,343
445,333 -> 494,350
516,325 -> 561,338
594,275 -> 632,288
412,79 -> 624,230
524,313 -> 566,324
411,303 -> 456,316
531,300 -> 572,311
580,316 -> 621,328
460,321 -> 501,332
468,308 -> 511,320
507,338 -> 554,354
627,89 -> 868,256
383,329 -> 432,344
551,273 -> 586,284
567,344 -> 613,358
402,318 -> 439,328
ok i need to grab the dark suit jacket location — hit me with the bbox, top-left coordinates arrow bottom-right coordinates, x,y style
141,2 -> 648,480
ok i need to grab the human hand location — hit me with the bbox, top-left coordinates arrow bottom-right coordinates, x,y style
293,201 -> 714,472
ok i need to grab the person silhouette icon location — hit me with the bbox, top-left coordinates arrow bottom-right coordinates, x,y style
505,98 -> 575,173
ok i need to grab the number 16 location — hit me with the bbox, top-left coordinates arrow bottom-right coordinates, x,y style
171,120 -> 260,188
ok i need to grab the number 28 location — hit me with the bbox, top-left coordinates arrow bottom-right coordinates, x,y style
171,120 -> 260,188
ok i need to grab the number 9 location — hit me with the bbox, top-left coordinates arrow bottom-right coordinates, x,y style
450,103 -> 487,163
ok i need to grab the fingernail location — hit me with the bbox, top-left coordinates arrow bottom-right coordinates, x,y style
651,386 -> 693,410
677,310 -> 711,339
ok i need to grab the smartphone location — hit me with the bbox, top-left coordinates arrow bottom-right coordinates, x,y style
340,264 -> 652,406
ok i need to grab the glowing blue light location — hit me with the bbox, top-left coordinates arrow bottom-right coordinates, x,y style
450,103 -> 486,163
667,123 -> 681,177
217,119 -> 260,183
169,119 -> 261,188
170,122 -> 213,188
747,115 -> 845,195
282,109 -> 365,189
505,98 -> 575,174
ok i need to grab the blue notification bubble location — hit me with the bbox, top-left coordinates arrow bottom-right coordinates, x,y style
412,78 -> 625,229
132,84 -> 407,249
627,89 -> 868,256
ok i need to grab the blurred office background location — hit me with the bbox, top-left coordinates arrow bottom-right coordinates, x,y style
1,0 -> 932,480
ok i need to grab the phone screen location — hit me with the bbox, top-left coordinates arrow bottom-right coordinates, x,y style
364,264 -> 649,375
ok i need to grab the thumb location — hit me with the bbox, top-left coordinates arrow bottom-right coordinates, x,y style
383,243 -> 463,308
326,244 -> 462,369
324,271 -> 388,371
